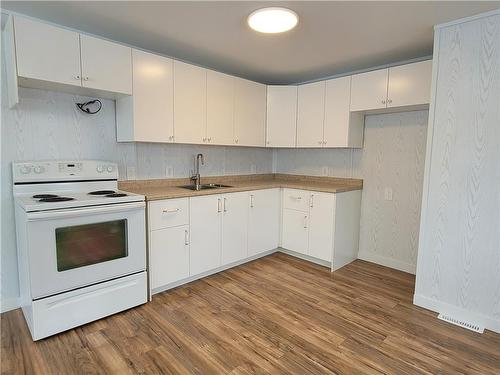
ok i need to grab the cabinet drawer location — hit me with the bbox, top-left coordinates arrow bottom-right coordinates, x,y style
282,189 -> 310,212
149,198 -> 189,230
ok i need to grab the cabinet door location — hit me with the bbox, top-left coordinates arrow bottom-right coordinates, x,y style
297,81 -> 326,148
131,50 -> 174,142
234,79 -> 266,147
248,189 -> 281,256
387,60 -> 432,108
324,76 -> 351,147
189,195 -> 221,275
150,225 -> 190,289
14,16 -> 81,86
308,192 -> 335,262
174,61 -> 207,144
80,34 -> 132,94
207,70 -> 235,145
282,209 -> 309,255
221,192 -> 249,265
266,86 -> 297,147
350,69 -> 388,111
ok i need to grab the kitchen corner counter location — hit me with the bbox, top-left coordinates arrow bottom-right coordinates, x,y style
118,174 -> 363,201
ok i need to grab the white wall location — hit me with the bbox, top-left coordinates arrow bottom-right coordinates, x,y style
414,11 -> 500,333
0,85 -> 273,311
277,110 -> 429,274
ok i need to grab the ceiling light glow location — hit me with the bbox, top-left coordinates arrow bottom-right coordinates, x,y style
247,7 -> 298,34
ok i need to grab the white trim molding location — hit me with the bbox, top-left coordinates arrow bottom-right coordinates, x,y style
358,251 -> 416,274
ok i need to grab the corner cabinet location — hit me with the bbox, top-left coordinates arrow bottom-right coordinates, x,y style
266,86 -> 298,147
281,188 -> 361,270
9,15 -> 132,99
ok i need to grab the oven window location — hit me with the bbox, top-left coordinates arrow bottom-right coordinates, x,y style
56,220 -> 128,271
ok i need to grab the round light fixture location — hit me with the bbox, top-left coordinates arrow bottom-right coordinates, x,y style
247,7 -> 298,34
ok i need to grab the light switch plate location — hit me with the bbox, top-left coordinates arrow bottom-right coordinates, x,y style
250,164 -> 257,174
322,166 -> 329,176
165,166 -> 174,178
384,187 -> 393,201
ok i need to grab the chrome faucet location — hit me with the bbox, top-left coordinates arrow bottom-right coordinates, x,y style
190,153 -> 204,189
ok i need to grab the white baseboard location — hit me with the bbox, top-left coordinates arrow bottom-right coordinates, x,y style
1,296 -> 20,313
413,294 -> 500,334
357,251 -> 416,274
278,248 -> 331,268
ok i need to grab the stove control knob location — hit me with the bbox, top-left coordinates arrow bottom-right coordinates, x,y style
20,165 -> 32,174
34,166 -> 44,174
107,165 -> 114,173
96,165 -> 104,173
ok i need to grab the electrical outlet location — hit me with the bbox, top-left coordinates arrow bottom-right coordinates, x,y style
384,187 -> 393,201
250,164 -> 257,174
165,166 -> 174,178
322,166 -> 329,176
126,166 -> 136,180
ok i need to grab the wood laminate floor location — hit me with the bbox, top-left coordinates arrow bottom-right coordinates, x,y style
2,253 -> 500,374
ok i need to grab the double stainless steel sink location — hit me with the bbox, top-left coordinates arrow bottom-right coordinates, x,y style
179,183 -> 232,191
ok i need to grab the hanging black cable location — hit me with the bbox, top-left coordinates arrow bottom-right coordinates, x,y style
76,99 -> 102,114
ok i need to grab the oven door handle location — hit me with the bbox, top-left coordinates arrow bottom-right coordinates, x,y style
27,201 -> 145,221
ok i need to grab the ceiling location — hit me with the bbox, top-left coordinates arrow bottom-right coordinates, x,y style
2,1 -> 499,84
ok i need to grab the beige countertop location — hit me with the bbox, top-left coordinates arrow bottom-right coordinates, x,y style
118,174 -> 363,201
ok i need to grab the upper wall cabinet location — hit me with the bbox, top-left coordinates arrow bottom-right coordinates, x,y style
350,68 -> 389,111
79,35 -> 132,95
173,61 -> 207,144
207,70 -> 235,145
350,60 -> 432,112
116,49 -> 174,142
234,78 -> 266,147
297,81 -> 326,147
266,86 -> 298,147
387,60 -> 432,108
10,16 -> 132,99
324,76 -> 363,148
14,16 -> 81,87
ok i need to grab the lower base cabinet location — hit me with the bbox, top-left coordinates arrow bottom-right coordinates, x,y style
248,188 -> 280,256
221,191 -> 249,265
150,225 -> 189,289
281,209 -> 309,254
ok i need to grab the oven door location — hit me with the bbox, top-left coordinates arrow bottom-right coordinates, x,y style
26,201 -> 146,299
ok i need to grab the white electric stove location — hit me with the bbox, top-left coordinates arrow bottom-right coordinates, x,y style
13,160 -> 147,340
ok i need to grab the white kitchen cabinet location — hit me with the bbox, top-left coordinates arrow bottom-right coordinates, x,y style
234,78 -> 267,147
282,209 -> 309,255
13,16 -> 81,87
266,86 -> 298,147
207,70 -> 235,145
174,60 -> 207,144
297,81 -> 326,147
189,195 -> 222,275
324,76 -> 363,148
148,198 -> 189,230
150,225 -> 190,289
350,68 -> 389,111
387,60 -> 432,108
221,192 -> 249,265
308,192 -> 335,262
281,188 -> 361,269
116,50 -> 174,142
248,189 -> 281,256
80,34 -> 132,95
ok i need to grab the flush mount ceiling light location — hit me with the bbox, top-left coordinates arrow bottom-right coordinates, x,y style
247,7 -> 298,34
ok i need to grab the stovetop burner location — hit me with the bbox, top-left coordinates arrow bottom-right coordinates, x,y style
39,197 -> 75,202
106,193 -> 127,198
33,194 -> 59,199
88,190 -> 116,195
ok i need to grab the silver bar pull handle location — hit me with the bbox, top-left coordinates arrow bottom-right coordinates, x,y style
184,229 -> 189,245
304,215 -> 308,229
217,198 -> 222,213
223,198 -> 227,212
163,208 -> 180,213
250,194 -> 254,208
310,194 -> 314,208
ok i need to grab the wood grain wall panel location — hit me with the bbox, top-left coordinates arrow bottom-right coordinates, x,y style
0,85 -> 273,311
415,11 -> 500,332
277,110 -> 429,274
